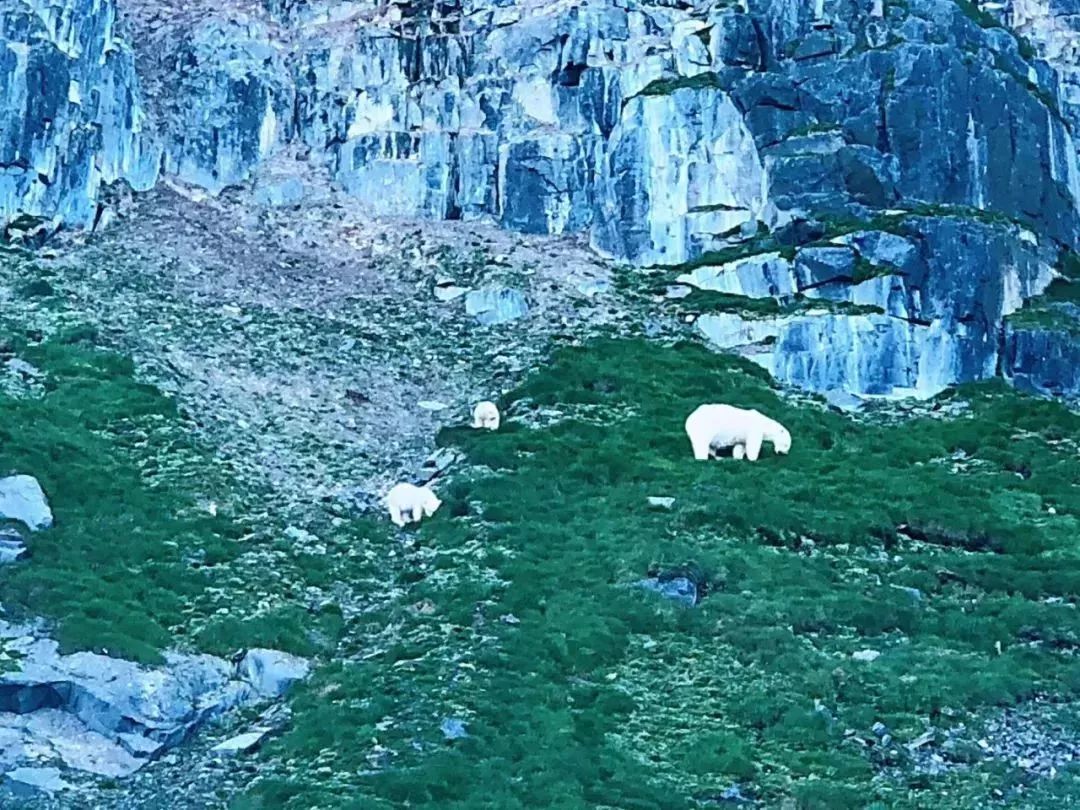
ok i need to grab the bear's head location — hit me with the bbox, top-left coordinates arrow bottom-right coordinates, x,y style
422,488 -> 443,517
773,425 -> 792,455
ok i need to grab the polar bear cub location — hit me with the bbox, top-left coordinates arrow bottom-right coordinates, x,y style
685,404 -> 791,462
386,482 -> 442,527
471,400 -> 500,430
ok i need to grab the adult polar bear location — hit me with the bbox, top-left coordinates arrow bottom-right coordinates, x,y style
685,404 -> 792,462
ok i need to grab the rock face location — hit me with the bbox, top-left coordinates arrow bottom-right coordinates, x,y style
3,0 -> 1080,396
1003,309 -> 1080,396
692,217 -> 1058,397
0,620 -> 308,780
0,0 -> 158,227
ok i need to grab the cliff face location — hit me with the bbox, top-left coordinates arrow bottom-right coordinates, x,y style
2,0 -> 1079,397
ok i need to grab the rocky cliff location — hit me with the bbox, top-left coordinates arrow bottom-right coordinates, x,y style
2,0 -> 1079,397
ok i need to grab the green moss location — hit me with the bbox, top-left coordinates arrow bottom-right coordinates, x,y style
246,339 -> 1080,808
638,72 -> 722,98
953,0 -> 1000,29
0,330 -> 244,663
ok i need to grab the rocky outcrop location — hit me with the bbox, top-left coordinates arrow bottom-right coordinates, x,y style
0,0 -> 158,227
0,619 -> 308,781
3,0 -> 1080,397
1003,304 -> 1080,395
690,216 -> 1058,396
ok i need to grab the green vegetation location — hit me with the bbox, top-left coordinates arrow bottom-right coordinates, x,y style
953,0 -> 1000,30
244,339 -> 1080,809
679,289 -> 884,319
638,72 -> 723,98
1006,250 -> 1080,336
0,326 -> 240,662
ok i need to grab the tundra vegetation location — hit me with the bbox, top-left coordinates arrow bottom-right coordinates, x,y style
2,250 -> 1078,808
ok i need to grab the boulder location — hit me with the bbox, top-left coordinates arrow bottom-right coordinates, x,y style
0,476 -> 53,532
0,621 -> 308,780
465,288 -> 530,326
211,728 -> 270,756
3,767 -> 70,798
0,530 -> 27,564
237,649 -> 311,698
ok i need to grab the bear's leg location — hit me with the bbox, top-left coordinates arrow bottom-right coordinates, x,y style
745,432 -> 763,462
732,444 -> 745,460
690,433 -> 712,461
390,505 -> 406,527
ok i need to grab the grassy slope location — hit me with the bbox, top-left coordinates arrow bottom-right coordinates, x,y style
0,325 -> 241,663
243,339 -> 1080,809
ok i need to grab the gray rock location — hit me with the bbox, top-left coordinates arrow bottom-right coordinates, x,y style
3,767 -> 70,798
465,288 -> 530,326
0,476 -> 53,532
795,246 -> 856,290
1003,313 -> 1080,398
5,359 -> 42,379
823,390 -> 865,412
434,284 -> 469,303
211,728 -> 270,756
678,253 -> 796,298
890,585 -> 925,603
253,178 -> 305,208
440,717 -> 469,741
238,649 -> 311,698
0,530 -> 27,565
635,576 -> 698,608
0,620 -> 307,780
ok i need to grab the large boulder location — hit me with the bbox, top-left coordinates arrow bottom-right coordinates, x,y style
0,476 -> 53,532
0,620 -> 308,780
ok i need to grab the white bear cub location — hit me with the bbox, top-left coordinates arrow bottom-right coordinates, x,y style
386,483 -> 442,527
685,404 -> 792,462
471,400 -> 500,431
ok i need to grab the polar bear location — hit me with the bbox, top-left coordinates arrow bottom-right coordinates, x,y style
385,482 -> 442,527
471,400 -> 500,431
684,404 -> 791,462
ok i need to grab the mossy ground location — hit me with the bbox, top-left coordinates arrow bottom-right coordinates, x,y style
3,237 -> 1078,807
240,339 -> 1080,809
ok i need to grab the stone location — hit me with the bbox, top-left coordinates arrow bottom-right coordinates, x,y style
440,717 -> 468,740
823,390 -> 865,412
575,278 -> 611,298
3,767 -> 70,797
416,448 -> 460,484
465,288 -> 530,326
0,530 -> 27,564
678,253 -> 795,298
0,618 -> 309,781
794,246 -> 857,290
417,400 -> 449,411
635,576 -> 698,608
237,649 -> 311,698
0,476 -> 53,532
211,729 -> 270,756
253,178 -> 305,208
664,285 -> 693,299
5,359 -> 42,379
890,585 -> 925,603
434,284 -> 469,302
